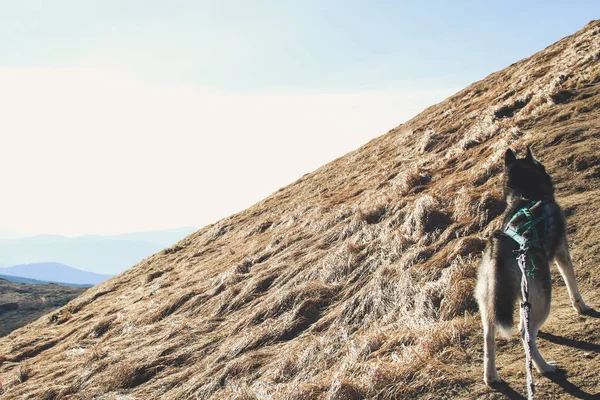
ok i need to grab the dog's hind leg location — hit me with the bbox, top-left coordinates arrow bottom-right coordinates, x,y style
476,249 -> 502,384
483,319 -> 501,384
553,237 -> 590,314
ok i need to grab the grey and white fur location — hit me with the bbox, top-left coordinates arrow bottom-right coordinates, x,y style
475,146 -> 591,385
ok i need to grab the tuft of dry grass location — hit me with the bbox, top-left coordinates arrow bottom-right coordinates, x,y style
326,379 -> 364,400
397,164 -> 431,195
16,363 -> 30,384
401,195 -> 450,242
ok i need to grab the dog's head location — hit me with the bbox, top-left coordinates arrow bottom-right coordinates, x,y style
504,146 -> 554,202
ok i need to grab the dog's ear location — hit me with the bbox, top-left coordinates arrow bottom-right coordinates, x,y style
505,148 -> 517,166
526,145 -> 535,162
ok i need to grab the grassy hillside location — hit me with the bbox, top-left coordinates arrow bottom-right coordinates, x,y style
0,279 -> 86,338
0,21 -> 599,399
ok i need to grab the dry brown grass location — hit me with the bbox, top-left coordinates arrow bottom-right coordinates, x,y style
1,20 -> 600,400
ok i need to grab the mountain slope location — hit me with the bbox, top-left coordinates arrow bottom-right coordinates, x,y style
0,263 -> 112,286
0,21 -> 599,399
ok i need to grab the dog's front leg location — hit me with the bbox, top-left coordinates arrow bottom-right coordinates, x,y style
554,238 -> 591,314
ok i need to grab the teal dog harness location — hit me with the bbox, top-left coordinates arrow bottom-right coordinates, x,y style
504,200 -> 551,276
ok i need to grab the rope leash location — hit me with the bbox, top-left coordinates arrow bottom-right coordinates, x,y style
517,249 -> 535,400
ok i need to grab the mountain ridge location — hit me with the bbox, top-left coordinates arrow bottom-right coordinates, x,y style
0,20 -> 599,399
0,263 -> 112,286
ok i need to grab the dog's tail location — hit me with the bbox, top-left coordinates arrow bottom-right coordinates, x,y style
494,231 -> 519,337
476,231 -> 518,338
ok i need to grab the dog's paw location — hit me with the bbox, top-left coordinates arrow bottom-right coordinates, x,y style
484,372 -> 501,385
537,361 -> 557,374
573,300 -> 592,315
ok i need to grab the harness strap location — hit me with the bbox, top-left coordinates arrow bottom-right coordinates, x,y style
504,201 -> 550,276
505,226 -> 526,247
516,214 -> 545,236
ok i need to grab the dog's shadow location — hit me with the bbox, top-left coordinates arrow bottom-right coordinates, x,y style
582,307 -> 600,319
491,369 -> 599,400
538,330 -> 600,353
544,369 -> 600,399
489,381 -> 527,400
490,326 -> 600,400
584,308 -> 600,318
536,329 -> 600,399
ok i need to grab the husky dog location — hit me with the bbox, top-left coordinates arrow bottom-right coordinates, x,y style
475,146 -> 591,384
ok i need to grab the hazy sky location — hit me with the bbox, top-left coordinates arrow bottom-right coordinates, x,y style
1,1 -> 598,238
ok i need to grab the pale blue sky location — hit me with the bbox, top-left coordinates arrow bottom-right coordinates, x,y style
2,1 -> 598,91
0,1 -> 598,238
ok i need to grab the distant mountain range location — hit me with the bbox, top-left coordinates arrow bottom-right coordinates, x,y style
0,262 -> 112,286
0,227 -> 196,275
